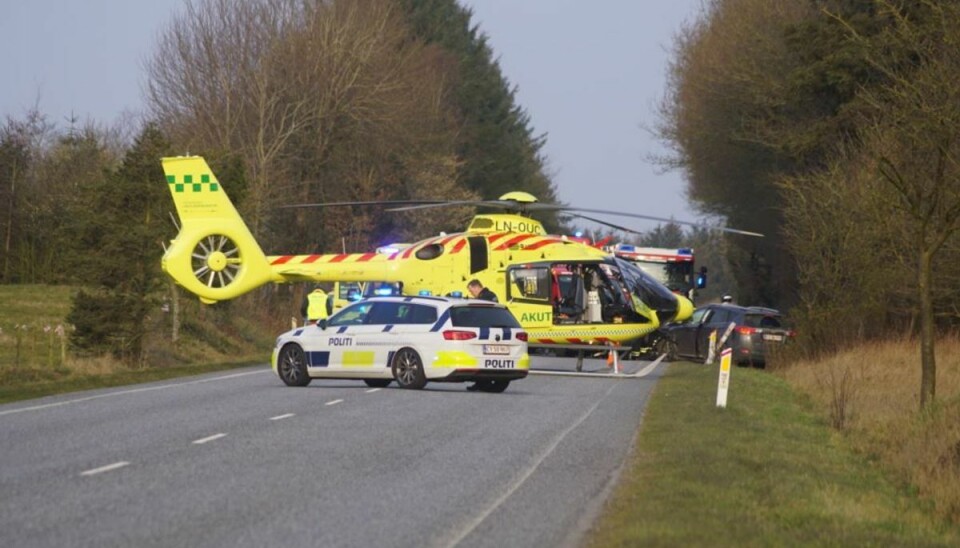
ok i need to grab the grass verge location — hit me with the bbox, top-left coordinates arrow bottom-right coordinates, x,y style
1,283 -> 278,405
0,359 -> 269,405
587,362 -> 960,547
778,336 -> 960,523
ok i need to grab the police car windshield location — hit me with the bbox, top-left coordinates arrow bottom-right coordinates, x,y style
450,306 -> 521,328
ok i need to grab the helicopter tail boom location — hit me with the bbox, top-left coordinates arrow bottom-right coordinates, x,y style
161,156 -> 277,303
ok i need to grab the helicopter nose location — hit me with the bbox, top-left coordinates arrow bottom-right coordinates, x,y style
674,295 -> 695,322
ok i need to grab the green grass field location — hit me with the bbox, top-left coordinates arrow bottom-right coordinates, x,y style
0,284 -> 76,371
587,362 -> 960,547
0,284 -> 270,404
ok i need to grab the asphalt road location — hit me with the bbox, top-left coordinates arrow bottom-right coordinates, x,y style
0,356 -> 663,548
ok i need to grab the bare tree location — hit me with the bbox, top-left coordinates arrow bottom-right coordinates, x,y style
146,0 -> 475,252
657,0 -> 816,307
837,0 -> 960,407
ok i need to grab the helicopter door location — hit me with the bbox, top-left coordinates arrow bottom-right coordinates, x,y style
553,269 -> 584,323
468,236 -> 488,273
506,266 -> 553,329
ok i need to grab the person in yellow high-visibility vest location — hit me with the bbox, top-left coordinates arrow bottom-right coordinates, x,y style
301,285 -> 330,325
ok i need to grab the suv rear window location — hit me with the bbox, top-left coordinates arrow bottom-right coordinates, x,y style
450,306 -> 521,328
745,314 -> 782,328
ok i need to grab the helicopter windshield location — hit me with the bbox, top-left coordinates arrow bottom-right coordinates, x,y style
613,257 -> 680,323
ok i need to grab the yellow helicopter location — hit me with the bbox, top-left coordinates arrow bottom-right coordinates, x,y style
160,156 -> 760,348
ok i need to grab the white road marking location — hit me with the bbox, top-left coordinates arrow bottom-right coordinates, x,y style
325,399 -> 343,406
439,383 -> 618,548
635,354 -> 665,377
365,388 -> 381,393
270,413 -> 296,421
192,433 -> 227,445
80,461 -> 130,476
0,369 -> 270,417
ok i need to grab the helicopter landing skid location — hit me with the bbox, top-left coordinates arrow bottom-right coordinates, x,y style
528,344 -> 665,379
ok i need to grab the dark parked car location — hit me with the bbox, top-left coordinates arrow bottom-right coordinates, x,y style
659,304 -> 794,366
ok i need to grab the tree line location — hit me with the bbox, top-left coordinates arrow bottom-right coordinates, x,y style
661,0 -> 960,406
0,0 -> 559,364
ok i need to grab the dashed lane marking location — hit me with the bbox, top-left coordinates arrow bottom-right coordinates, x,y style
270,413 -> 296,421
439,383 -> 619,547
325,399 -> 343,406
80,461 -> 130,476
192,433 -> 227,445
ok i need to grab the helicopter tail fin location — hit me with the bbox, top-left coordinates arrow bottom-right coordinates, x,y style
161,156 -> 276,303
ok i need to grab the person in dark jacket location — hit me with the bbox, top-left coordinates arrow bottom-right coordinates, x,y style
467,279 -> 498,302
466,279 -> 499,391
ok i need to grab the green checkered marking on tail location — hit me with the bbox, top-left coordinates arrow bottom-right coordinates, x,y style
168,174 -> 219,193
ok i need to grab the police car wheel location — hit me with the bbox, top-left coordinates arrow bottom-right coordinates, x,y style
363,379 -> 392,388
478,380 -> 510,393
278,344 -> 311,387
392,348 -> 427,390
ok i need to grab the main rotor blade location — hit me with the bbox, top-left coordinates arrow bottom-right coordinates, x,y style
537,205 -> 764,237
278,196 -> 763,237
562,213 -> 647,236
385,200 -> 513,212
279,200 -> 449,209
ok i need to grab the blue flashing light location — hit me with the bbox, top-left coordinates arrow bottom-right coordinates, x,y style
377,246 -> 400,255
449,290 -> 463,298
678,248 -> 693,255
574,230 -> 583,238
418,289 -> 433,296
618,244 -> 636,252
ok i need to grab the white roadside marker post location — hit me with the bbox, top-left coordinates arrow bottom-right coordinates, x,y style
717,347 -> 732,408
705,330 -> 717,365
706,322 -> 737,365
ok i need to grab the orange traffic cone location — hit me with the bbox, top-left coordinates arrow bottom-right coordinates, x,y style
606,350 -> 614,367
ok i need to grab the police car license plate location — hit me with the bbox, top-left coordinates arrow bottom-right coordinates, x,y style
483,344 -> 510,355
763,334 -> 784,342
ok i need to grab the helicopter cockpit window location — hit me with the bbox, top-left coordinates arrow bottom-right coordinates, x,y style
614,257 -> 680,322
415,243 -> 444,260
509,267 -> 551,301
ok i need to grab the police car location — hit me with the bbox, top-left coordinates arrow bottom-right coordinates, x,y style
272,296 -> 529,392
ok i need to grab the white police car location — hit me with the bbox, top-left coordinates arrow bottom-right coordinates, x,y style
272,296 -> 529,392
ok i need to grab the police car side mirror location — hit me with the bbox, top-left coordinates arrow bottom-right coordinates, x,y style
317,319 -> 328,330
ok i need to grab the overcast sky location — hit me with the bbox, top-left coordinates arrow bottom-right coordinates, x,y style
1,0 -> 705,232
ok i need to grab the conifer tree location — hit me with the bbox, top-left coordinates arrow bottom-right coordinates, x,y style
67,125 -> 174,363
401,0 -> 561,231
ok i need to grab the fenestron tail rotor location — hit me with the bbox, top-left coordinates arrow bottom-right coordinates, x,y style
191,234 -> 242,289
162,156 -> 277,303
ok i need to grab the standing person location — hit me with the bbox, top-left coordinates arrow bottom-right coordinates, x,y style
467,279 -> 498,302
466,279 -> 498,392
301,284 -> 330,325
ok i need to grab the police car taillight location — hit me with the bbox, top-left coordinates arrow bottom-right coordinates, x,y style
442,330 -> 477,341
516,332 -> 528,342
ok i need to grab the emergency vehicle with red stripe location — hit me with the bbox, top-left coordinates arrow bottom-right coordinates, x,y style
606,245 -> 708,302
